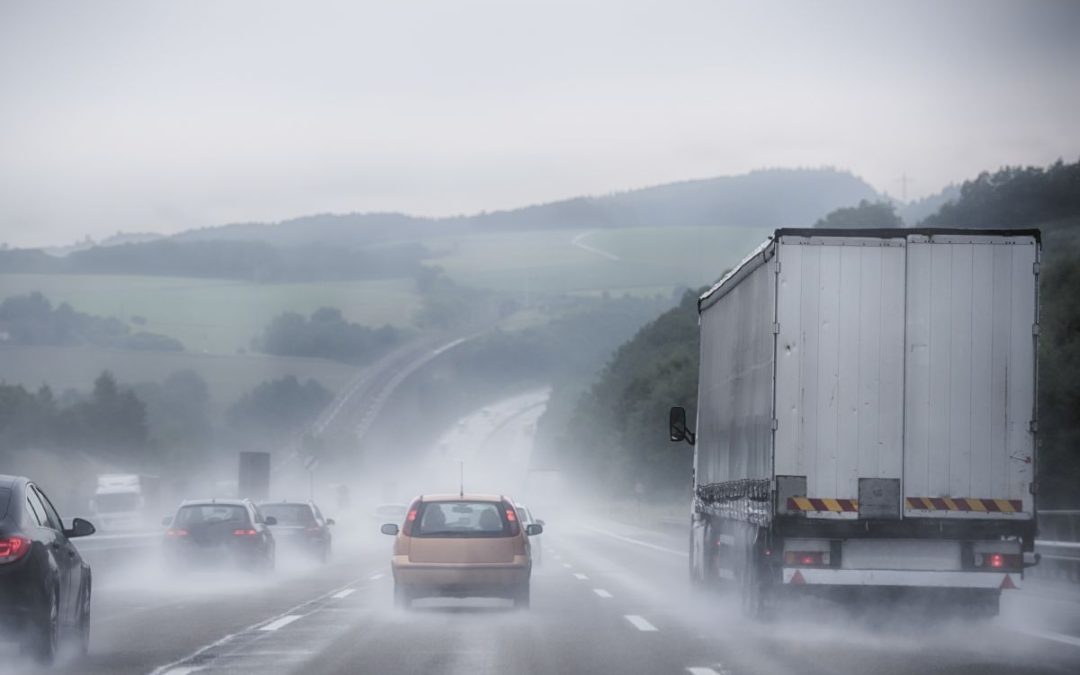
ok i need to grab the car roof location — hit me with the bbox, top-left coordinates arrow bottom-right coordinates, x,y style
179,499 -> 250,507
258,501 -> 313,508
419,493 -> 508,503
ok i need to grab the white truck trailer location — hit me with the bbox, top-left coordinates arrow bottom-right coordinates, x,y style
670,228 -> 1040,616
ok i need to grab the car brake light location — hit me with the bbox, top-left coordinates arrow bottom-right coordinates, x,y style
165,528 -> 189,538
233,529 -> 258,536
502,503 -> 520,536
977,553 -> 1021,569
0,536 -> 31,563
402,505 -> 419,536
784,550 -> 829,566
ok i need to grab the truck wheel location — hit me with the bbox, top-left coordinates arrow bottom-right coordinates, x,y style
740,552 -> 772,620
394,584 -> 413,609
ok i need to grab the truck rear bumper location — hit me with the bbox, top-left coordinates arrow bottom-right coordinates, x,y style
783,568 -> 1020,589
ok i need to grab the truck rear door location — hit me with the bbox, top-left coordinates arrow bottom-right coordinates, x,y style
774,235 -> 907,518
902,233 -> 1038,520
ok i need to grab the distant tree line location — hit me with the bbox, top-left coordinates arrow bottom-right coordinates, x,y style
0,372 -> 149,466
922,159 -> 1080,229
0,369 -> 333,475
0,240 -> 428,282
0,292 -> 183,351
813,200 -> 903,229
256,307 -> 404,364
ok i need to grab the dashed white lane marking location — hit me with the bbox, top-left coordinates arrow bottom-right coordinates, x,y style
583,524 -> 688,557
573,573 -> 588,580
562,563 -> 573,569
1009,626 -> 1080,649
332,589 -> 356,599
687,668 -> 727,675
369,573 -> 385,580
259,614 -> 304,631
593,589 -> 613,598
625,615 -> 658,632
148,576 -> 366,675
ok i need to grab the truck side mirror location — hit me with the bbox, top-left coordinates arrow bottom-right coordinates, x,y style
669,407 -> 695,446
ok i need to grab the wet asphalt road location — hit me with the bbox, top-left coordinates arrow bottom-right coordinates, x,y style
4,517 -> 1078,675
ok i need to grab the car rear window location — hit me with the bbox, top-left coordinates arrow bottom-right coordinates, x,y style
174,504 -> 249,527
413,501 -> 515,538
259,504 -> 315,526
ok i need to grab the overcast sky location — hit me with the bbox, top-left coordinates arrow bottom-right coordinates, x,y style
1,0 -> 1078,247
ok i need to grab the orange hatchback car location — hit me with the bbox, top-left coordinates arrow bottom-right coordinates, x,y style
380,494 -> 543,608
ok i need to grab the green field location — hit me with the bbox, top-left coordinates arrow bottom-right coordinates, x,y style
0,345 -> 358,420
423,225 -> 770,296
0,275 -> 421,355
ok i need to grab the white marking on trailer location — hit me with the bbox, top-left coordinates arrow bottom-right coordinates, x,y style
1009,626 -> 1080,649
332,589 -> 356,599
259,615 -> 303,631
573,573 -> 589,580
593,589 -> 613,598
369,573 -> 385,580
582,525 -> 688,557
624,615 -> 658,632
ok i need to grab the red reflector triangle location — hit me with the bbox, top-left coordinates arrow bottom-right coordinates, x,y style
790,570 -> 805,585
1000,574 -> 1017,590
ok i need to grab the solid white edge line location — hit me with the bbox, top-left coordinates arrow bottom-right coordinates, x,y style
593,589 -> 613,598
624,614 -> 658,632
370,573 -> 385,580
146,576 -> 368,675
259,615 -> 303,631
159,668 -> 202,675
583,524 -> 689,558
1009,625 -> 1080,649
332,589 -> 356,599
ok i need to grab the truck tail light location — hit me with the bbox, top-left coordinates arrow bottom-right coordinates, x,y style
976,553 -> 1021,569
232,529 -> 258,537
784,550 -> 830,567
0,536 -> 31,563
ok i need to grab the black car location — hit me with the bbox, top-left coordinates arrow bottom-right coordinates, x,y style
258,501 -> 334,563
162,499 -> 276,573
0,475 -> 95,664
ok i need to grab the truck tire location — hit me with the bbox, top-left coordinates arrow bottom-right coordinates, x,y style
739,541 -> 773,620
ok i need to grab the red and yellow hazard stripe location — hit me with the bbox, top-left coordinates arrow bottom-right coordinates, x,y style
905,497 -> 1022,513
787,497 -> 858,513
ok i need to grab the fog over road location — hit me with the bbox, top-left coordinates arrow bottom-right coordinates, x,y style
6,394 -> 1079,675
